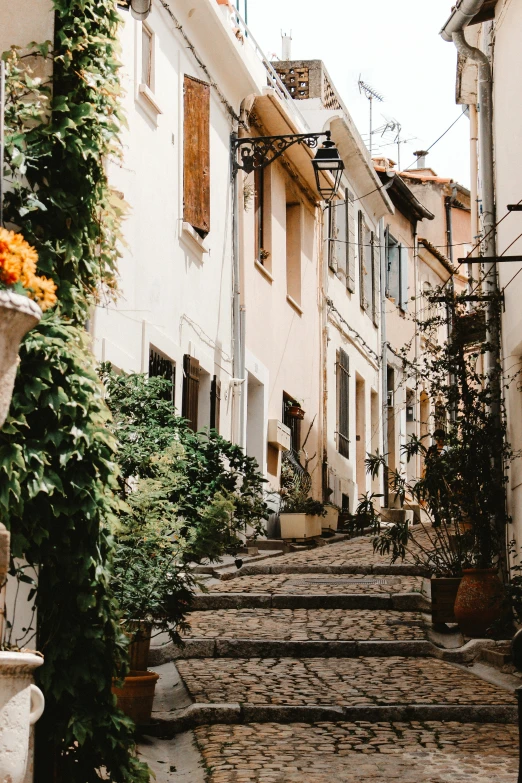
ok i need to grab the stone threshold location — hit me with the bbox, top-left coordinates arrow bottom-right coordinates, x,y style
149,637 -> 498,667
190,591 -> 429,611
148,702 -> 518,737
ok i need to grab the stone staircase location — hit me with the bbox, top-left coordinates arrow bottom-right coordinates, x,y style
142,534 -> 520,782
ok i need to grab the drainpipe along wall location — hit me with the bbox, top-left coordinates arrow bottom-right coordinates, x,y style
440,3 -> 506,575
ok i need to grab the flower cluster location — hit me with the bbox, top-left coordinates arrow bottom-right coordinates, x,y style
0,228 -> 57,311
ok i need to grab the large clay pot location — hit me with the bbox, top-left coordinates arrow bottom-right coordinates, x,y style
454,568 -> 504,637
123,620 -> 153,671
431,576 -> 461,625
112,670 -> 159,726
0,652 -> 45,783
0,291 -> 41,429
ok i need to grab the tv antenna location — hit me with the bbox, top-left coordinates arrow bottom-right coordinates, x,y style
358,77 -> 384,157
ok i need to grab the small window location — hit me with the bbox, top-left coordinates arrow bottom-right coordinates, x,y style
286,202 -> 302,305
141,25 -> 153,89
336,348 -> 350,458
149,347 -> 175,405
282,393 -> 301,456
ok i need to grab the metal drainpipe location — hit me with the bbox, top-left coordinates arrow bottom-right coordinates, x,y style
231,130 -> 244,448
380,217 -> 389,508
451,31 -> 499,396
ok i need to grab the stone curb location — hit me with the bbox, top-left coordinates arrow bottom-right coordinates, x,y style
220,563 -> 429,580
148,637 -> 493,666
190,592 -> 430,611
149,702 -> 518,737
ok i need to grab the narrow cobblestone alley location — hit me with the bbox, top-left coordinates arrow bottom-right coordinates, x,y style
141,535 -> 520,782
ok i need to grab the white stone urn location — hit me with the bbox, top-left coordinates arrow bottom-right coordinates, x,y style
0,652 -> 44,783
0,291 -> 42,430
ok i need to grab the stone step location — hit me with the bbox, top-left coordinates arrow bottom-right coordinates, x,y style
191,591 -> 429,611
148,658 -> 517,736
149,636 -> 496,667
222,562 -> 429,579
379,508 -> 415,527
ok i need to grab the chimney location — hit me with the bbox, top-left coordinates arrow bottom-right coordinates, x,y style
413,149 -> 429,169
281,31 -> 292,61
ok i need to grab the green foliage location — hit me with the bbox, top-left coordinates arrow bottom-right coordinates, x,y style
3,0 -> 125,324
349,290 -> 513,577
1,1 -> 150,779
276,458 -> 325,516
0,316 -> 148,781
102,367 -> 268,563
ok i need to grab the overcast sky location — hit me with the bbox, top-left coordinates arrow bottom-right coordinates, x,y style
244,0 -> 471,187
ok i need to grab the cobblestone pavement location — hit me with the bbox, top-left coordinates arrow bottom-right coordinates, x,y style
272,534 -> 434,567
194,721 -> 518,782
205,573 -> 424,594
183,609 -> 427,641
177,657 -> 514,706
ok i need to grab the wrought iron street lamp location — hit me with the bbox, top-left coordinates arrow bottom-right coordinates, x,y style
232,130 -> 344,203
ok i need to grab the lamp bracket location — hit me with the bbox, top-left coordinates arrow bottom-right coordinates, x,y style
233,131 -> 330,174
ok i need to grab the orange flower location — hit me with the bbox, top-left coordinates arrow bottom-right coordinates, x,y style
0,227 -> 57,311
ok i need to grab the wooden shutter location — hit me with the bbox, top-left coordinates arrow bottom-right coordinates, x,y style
399,245 -> 409,311
336,196 -> 347,281
210,375 -> 221,432
346,190 -> 356,293
372,232 -> 379,326
358,210 -> 365,308
183,76 -> 210,237
182,354 -> 200,431
337,349 -> 350,458
149,348 -> 175,405
328,205 -> 337,273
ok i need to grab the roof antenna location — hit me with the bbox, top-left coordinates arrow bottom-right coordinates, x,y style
358,77 -> 384,158
281,30 -> 292,61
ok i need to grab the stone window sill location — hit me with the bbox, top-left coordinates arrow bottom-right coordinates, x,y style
181,222 -> 209,255
286,294 -> 303,315
255,259 -> 273,282
137,83 -> 162,123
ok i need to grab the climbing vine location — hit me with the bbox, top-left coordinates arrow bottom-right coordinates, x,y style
0,1 -> 149,781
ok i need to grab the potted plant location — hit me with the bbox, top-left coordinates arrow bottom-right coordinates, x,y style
285,399 -> 305,420
111,490 -> 195,725
0,228 -> 57,428
277,460 -> 325,540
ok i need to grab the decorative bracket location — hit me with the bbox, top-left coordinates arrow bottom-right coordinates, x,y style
232,131 -> 330,174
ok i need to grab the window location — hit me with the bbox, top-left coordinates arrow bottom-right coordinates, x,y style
182,354 -> 200,431
358,211 -> 373,313
386,230 -> 409,311
328,189 -> 355,292
149,347 -> 175,405
183,76 -> 210,238
283,393 -> 301,456
286,202 -> 302,306
210,375 -> 221,432
141,25 -> 153,89
336,348 -> 350,458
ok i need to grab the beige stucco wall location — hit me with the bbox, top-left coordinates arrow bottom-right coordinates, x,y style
0,0 -> 54,54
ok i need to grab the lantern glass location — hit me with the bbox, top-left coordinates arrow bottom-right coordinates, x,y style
312,139 -> 344,201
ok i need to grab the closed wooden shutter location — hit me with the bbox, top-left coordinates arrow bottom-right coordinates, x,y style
399,245 -> 409,311
183,75 -> 210,237
328,205 -> 337,273
358,210 -> 369,310
210,375 -> 221,432
372,232 -> 379,326
337,348 -> 350,458
346,190 -> 356,293
182,354 -> 200,431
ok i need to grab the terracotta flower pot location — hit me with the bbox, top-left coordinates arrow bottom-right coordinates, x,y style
287,405 -> 304,419
123,620 -> 153,671
0,652 -> 45,783
454,568 -> 504,637
0,291 -> 41,429
431,576 -> 461,625
112,669 -> 159,726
